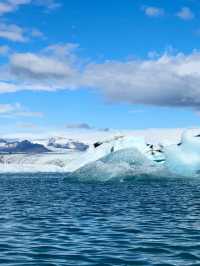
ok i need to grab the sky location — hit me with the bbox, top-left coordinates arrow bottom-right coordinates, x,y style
1,0 -> 200,134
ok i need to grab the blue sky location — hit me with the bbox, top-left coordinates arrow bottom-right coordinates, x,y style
1,0 -> 200,133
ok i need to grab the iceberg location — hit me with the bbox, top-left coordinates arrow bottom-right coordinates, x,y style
68,136 -> 167,181
69,129 -> 200,180
69,148 -> 166,181
66,136 -> 156,171
165,129 -> 200,177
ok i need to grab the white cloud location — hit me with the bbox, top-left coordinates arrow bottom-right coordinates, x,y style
44,43 -> 79,59
0,103 -> 43,117
0,103 -> 18,114
0,45 -> 9,55
35,0 -> 61,10
81,51 -> 200,109
10,53 -> 74,79
0,23 -> 27,42
6,44 -> 79,90
10,53 -> 77,91
0,0 -> 60,15
0,2 -> 14,15
0,0 -> 31,15
176,7 -> 194,20
30,28 -> 44,38
0,82 -> 20,93
16,122 -> 38,129
143,6 -> 164,17
0,23 -> 44,42
2,44 -> 200,110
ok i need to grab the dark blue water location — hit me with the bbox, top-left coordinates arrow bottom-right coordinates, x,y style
0,174 -> 200,265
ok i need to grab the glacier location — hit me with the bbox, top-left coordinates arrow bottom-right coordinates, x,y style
0,129 -> 200,179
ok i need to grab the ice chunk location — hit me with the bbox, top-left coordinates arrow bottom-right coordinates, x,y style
70,148 -> 150,181
69,145 -> 167,181
165,129 -> 200,176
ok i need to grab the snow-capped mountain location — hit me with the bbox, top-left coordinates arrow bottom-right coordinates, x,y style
47,137 -> 89,152
0,139 -> 50,153
0,137 -> 90,154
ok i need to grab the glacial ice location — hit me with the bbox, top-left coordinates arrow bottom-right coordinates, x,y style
69,148 -> 167,181
68,136 -> 167,180
0,129 -> 200,179
164,129 -> 200,177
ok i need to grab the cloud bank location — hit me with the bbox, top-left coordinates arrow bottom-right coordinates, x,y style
2,44 -> 200,110
81,52 -> 200,108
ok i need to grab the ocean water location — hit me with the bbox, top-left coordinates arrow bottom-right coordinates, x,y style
0,174 -> 200,265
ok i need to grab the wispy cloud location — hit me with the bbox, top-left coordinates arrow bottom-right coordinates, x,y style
129,109 -> 145,114
0,103 -> 44,118
0,45 -> 9,55
0,23 -> 44,42
30,28 -> 44,39
0,0 -> 60,16
35,0 -> 61,10
143,6 -> 165,17
0,23 -> 27,42
0,0 -> 31,16
176,7 -> 194,20
65,123 -> 93,130
16,122 -> 38,129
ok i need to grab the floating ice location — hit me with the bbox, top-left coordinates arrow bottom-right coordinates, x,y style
165,129 -> 200,177
70,129 -> 200,180
68,136 -> 167,181
69,148 -> 167,181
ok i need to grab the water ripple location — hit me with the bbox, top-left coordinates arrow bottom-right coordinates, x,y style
0,174 -> 199,265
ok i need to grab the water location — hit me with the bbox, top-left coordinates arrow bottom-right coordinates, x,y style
0,174 -> 200,265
